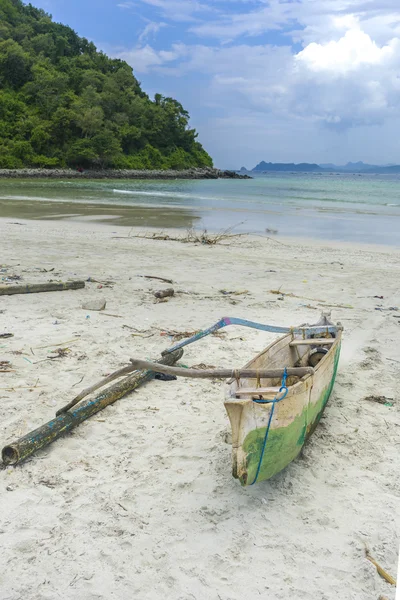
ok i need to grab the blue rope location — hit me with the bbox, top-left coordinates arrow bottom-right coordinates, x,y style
250,367 -> 288,485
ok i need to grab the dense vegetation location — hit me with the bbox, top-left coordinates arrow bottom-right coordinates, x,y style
0,0 -> 213,169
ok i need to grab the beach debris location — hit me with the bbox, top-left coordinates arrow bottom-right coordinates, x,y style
0,333 -> 13,339
140,275 -> 173,284
269,289 -> 353,308
131,225 -> 245,246
160,328 -> 225,341
87,277 -> 115,287
121,325 -> 155,338
34,338 -> 80,349
265,228 -> 278,234
154,373 -> 177,381
375,306 -> 399,311
1,349 -> 183,466
48,347 -> 71,360
219,289 -> 249,296
154,288 -> 174,299
318,302 -> 354,309
1,274 -> 22,283
363,544 -> 397,586
364,395 -> 394,407
72,375 -> 85,387
0,361 -> 13,372
82,299 -> 106,311
190,363 -> 217,370
0,281 -> 85,296
99,313 -> 123,318
270,289 -> 325,302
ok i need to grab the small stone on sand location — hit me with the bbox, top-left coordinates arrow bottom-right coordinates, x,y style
82,299 -> 106,311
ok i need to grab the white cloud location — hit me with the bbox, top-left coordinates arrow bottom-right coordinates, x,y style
190,0 -> 400,43
138,21 -> 168,43
296,27 -> 399,73
135,0 -> 213,22
117,2 -> 134,9
110,0 -> 400,164
117,22 -> 400,129
113,43 -> 187,73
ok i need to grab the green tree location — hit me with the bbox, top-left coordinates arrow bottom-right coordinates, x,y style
0,39 -> 31,88
0,0 -> 213,169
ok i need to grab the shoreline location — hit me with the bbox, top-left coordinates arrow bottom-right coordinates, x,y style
2,216 -> 400,252
0,167 -> 251,180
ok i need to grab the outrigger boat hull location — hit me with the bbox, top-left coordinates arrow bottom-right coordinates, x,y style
224,317 -> 342,486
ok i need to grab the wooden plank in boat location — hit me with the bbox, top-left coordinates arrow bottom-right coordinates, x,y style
289,338 -> 335,346
235,387 -> 281,396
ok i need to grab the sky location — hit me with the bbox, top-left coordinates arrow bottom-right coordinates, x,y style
31,0 -> 400,168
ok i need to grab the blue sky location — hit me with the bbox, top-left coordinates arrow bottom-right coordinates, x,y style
32,0 -> 400,168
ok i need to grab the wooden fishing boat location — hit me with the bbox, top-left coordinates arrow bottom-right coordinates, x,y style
224,314 -> 342,486
2,311 -> 341,485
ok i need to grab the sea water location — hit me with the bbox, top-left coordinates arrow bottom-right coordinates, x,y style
0,172 -> 399,245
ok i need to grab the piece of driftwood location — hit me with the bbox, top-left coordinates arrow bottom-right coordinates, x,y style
0,333 -> 14,338
129,358 -> 314,380
2,349 -> 183,466
364,545 -> 397,585
0,281 -> 85,296
142,275 -> 173,284
57,362 -> 142,415
154,288 -> 174,299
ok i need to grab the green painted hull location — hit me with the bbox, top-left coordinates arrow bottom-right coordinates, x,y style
225,338 -> 341,486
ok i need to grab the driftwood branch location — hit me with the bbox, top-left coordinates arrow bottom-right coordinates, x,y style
129,358 -> 314,380
2,349 -> 183,466
56,363 -> 140,415
141,275 -> 173,284
0,281 -> 85,296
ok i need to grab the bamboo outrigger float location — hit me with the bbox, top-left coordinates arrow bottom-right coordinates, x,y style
1,349 -> 183,466
2,313 -> 341,486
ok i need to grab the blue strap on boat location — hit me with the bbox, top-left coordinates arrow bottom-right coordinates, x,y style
163,317 -> 337,356
250,367 -> 288,485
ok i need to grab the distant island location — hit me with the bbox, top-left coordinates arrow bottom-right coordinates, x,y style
243,161 -> 400,174
0,0 -> 212,171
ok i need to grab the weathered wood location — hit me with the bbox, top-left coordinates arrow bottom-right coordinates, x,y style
235,387 -> 281,396
0,281 -> 85,296
225,319 -> 342,486
56,363 -> 140,415
129,358 -> 314,379
289,338 -> 335,346
2,349 -> 183,466
154,288 -> 174,299
142,275 -> 173,284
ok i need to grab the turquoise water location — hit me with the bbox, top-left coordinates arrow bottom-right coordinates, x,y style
0,173 -> 400,244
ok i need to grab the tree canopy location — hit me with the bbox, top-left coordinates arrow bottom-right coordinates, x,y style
0,0 -> 213,169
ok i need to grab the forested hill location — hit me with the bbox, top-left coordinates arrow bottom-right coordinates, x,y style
0,0 -> 213,169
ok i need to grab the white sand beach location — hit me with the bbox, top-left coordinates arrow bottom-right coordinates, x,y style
0,218 -> 399,600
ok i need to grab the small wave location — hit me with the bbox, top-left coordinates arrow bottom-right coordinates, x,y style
113,189 -> 194,199
386,203 -> 399,206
